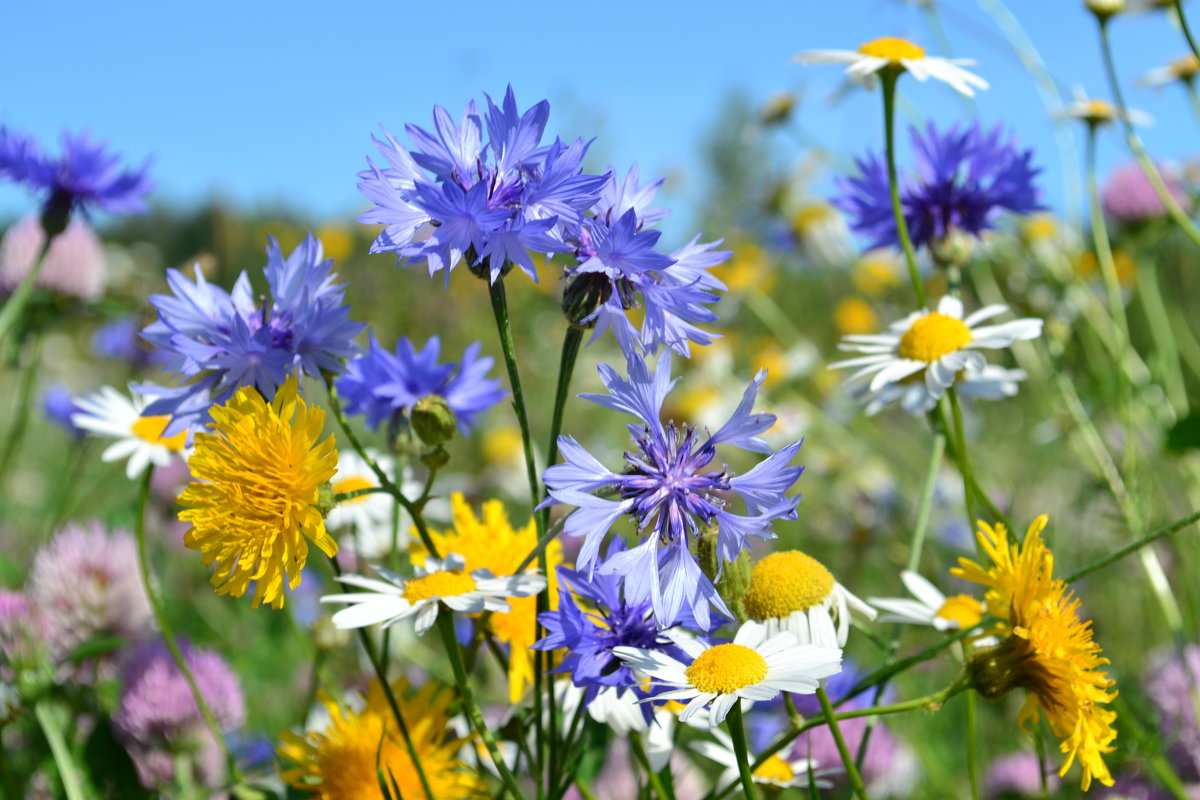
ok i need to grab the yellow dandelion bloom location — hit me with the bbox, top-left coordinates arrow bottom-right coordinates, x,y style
180,377 -> 338,609
278,678 -> 486,799
952,516 -> 1118,790
411,493 -> 562,703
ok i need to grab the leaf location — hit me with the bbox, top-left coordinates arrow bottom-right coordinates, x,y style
1166,412 -> 1200,453
66,636 -> 127,664
82,717 -> 152,800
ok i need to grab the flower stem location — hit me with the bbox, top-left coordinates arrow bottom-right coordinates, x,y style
965,690 -> 981,800
631,733 -> 674,800
943,389 -> 980,533
436,611 -> 529,800
0,233 -> 53,347
725,701 -> 759,800
816,686 -> 870,800
880,71 -> 927,309
1065,507 -> 1200,583
0,332 -> 43,487
1135,254 -> 1188,414
33,701 -> 86,800
134,467 -> 242,785
1176,1 -> 1200,64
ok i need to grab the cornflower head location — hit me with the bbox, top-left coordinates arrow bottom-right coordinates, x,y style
179,376 -> 339,610
542,350 -> 805,629
836,121 -> 1042,253
140,232 -> 364,434
952,515 -> 1118,790
335,333 -> 504,435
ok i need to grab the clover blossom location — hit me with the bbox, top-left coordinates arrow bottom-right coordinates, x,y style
542,351 -> 804,629
140,232 -> 364,432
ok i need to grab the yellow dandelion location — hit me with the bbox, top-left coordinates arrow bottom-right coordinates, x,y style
278,678 -> 486,799
179,376 -> 338,609
952,516 -> 1118,790
411,493 -> 563,703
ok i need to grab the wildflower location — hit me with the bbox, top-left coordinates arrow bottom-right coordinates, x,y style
985,752 -> 1061,799
141,233 -> 364,432
868,570 -> 986,632
0,128 -> 151,222
278,677 -> 486,799
836,122 -> 1041,251
179,376 -> 338,610
834,298 -> 879,336
336,333 -> 504,433
27,521 -> 154,677
1085,0 -> 1127,17
0,215 -> 105,301
42,387 -> 84,438
0,591 -> 50,683
1102,162 -> 1192,225
323,553 -> 545,635
793,36 -> 988,97
412,494 -> 563,702
793,202 -> 855,268
831,295 -> 1042,415
743,550 -> 876,647
614,620 -> 842,725
113,639 -> 246,792
71,385 -> 189,479
91,316 -> 161,366
1062,90 -> 1153,128
543,351 -> 805,629
1144,645 -> 1200,779
953,516 -> 1118,790
693,728 -> 832,791
1140,54 -> 1200,88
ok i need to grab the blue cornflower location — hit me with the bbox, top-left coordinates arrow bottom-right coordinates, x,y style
336,334 -> 505,433
836,121 -> 1041,251
92,317 -> 165,367
139,233 -> 363,432
542,351 -> 805,630
42,386 -> 84,438
0,128 -> 151,219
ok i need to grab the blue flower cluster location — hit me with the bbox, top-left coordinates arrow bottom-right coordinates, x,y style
140,233 -> 364,433
355,87 -> 729,356
335,334 -> 505,433
542,351 -> 805,629
836,121 -> 1041,251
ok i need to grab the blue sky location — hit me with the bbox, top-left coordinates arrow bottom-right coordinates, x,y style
1,0 -> 1196,238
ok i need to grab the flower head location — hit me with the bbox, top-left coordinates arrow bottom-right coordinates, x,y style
693,728 -> 832,792
543,350 -> 804,629
952,515 -> 1118,790
793,36 -> 988,97
179,376 -> 338,609
1140,54 -> 1200,88
42,386 -> 84,438
1063,90 -> 1153,128
742,550 -> 876,647
831,295 -> 1042,415
1102,162 -> 1192,225
71,385 -> 190,479
278,677 -> 486,799
837,122 -> 1041,251
336,334 -> 504,433
0,214 -> 106,301
869,570 -> 986,633
323,553 -> 545,635
614,620 -> 842,726
114,639 -> 245,791
141,233 -> 364,433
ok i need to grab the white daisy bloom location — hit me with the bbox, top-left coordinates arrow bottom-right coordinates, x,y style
321,553 -> 546,636
586,686 -> 677,772
693,728 -> 835,791
868,571 -> 986,631
742,550 -> 876,648
853,363 -> 1027,417
793,37 -> 988,97
71,385 -> 190,479
613,620 -> 842,727
1139,54 -> 1200,88
1061,89 -> 1153,127
830,295 -> 1042,415
327,449 -> 396,538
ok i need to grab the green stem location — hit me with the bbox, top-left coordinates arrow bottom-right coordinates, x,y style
0,233 -> 53,347
725,702 -> 759,800
944,389 -> 979,530
881,72 -> 927,308
0,333 -> 42,487
1033,723 -> 1050,800
816,687 -> 869,800
33,701 -> 87,800
907,432 -> 946,573
1176,0 -> 1200,63
435,612 -> 529,800
1065,507 -> 1200,583
965,690 -> 981,800
1136,257 -> 1188,414
1097,16 -> 1200,249
134,468 -> 242,785
630,734 -> 673,800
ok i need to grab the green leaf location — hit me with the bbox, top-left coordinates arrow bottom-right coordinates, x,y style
82,717 -> 152,800
1166,412 -> 1200,453
66,636 -> 127,664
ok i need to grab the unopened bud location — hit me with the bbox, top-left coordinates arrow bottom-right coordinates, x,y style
411,395 -> 457,447
316,483 -> 337,518
1085,0 -> 1125,20
420,445 -> 450,471
930,229 -> 974,271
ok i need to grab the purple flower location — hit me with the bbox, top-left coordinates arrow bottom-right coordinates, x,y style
542,351 -> 804,629
42,386 -> 84,437
139,232 -> 364,432
1145,645 -> 1200,780
0,127 -> 152,217
0,215 -> 106,301
984,752 -> 1060,799
113,639 -> 245,791
837,122 -> 1041,251
336,333 -> 505,432
1102,162 -> 1192,225
0,590 -> 50,681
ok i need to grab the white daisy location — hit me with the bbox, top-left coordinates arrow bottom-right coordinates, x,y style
586,686 -> 677,772
1061,89 -> 1153,127
793,36 -> 988,97
71,385 -> 190,479
853,363 -> 1028,417
868,570 -> 986,632
614,620 -> 842,726
1139,54 -> 1200,88
742,550 -> 876,648
693,728 -> 835,792
327,449 -> 396,538
830,295 -> 1042,415
321,553 -> 545,636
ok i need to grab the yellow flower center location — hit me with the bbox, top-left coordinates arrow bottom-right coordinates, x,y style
936,594 -> 984,629
130,415 -> 188,451
753,754 -> 796,784
1022,215 -> 1058,242
744,551 -> 836,620
835,298 -> 879,336
1085,99 -> 1117,119
685,644 -> 769,694
793,204 -> 835,234
898,312 -> 973,362
332,476 -> 374,506
402,570 -> 477,603
857,36 -> 926,61
1172,54 -> 1200,78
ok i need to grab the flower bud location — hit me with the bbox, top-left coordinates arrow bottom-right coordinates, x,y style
411,395 -> 457,447
1085,0 -> 1125,20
